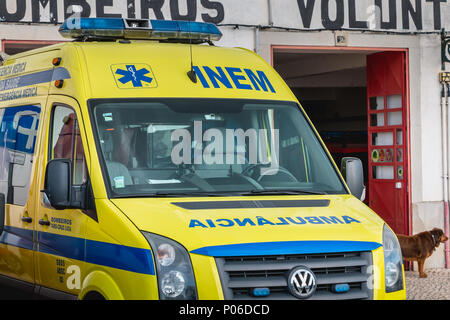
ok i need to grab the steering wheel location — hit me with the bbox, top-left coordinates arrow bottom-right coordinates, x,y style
242,164 -> 298,183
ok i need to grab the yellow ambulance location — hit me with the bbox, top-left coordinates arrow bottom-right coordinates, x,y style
0,18 -> 405,300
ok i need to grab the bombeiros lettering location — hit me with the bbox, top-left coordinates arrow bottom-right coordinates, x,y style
0,0 -> 446,31
0,0 -> 225,24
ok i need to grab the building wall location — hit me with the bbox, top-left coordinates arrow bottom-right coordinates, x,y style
258,29 -> 448,268
1,0 -> 450,268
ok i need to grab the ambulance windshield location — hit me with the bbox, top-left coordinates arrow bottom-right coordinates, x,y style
90,99 -> 347,197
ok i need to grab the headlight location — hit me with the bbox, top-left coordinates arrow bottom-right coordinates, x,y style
143,232 -> 197,300
383,224 -> 404,293
158,243 -> 176,266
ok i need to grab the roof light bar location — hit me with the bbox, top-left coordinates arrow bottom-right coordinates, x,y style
59,18 -> 222,42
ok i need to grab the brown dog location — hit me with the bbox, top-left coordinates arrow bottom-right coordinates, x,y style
397,228 -> 448,278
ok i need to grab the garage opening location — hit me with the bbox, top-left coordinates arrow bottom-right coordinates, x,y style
272,47 -> 409,236
273,50 -> 371,201
2,40 -> 62,55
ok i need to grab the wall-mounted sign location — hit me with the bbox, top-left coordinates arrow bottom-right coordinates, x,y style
0,0 -> 225,24
442,30 -> 450,70
0,0 -> 448,32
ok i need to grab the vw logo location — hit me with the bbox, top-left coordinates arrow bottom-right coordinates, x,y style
288,266 -> 317,299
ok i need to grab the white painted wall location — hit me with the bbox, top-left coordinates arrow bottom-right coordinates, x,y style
0,23 -> 63,42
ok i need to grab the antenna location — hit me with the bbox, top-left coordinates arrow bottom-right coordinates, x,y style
186,20 -> 197,83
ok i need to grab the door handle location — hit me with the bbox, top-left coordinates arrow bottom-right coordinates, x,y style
39,219 -> 50,226
21,216 -> 32,223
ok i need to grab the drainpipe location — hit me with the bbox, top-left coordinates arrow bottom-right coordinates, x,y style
446,82 -> 450,268
254,26 -> 259,54
267,0 -> 274,26
443,82 -> 450,269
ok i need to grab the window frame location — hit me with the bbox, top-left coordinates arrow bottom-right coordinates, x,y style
0,104 -> 41,206
48,104 -> 87,186
88,98 -> 349,199
46,103 -> 97,221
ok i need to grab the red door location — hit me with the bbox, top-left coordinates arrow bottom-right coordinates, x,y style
367,52 -> 408,235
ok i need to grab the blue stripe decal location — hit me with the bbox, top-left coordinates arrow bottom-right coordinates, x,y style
51,68 -> 71,81
86,240 -> 155,275
38,231 -> 85,262
190,240 -> 382,257
1,226 -> 155,275
0,226 -> 34,251
16,70 -> 54,88
0,67 -> 71,92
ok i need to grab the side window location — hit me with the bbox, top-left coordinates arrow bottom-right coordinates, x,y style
50,106 -> 87,185
0,105 -> 41,206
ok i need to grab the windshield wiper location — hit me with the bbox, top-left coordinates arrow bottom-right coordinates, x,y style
150,191 -> 228,197
114,191 -> 222,198
114,189 -> 326,198
241,189 -> 326,196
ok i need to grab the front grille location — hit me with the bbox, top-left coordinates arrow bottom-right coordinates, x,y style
215,251 -> 373,300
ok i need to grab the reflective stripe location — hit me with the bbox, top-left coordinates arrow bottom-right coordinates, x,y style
38,231 -> 85,262
190,240 -> 382,257
0,226 -> 34,251
0,67 -> 71,93
85,239 -> 155,275
0,226 -> 155,275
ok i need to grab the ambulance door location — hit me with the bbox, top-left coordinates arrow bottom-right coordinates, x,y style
367,51 -> 408,235
0,105 -> 41,291
35,97 -> 89,297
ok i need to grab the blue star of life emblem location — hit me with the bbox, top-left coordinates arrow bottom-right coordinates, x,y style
111,64 -> 157,89
115,65 -> 152,87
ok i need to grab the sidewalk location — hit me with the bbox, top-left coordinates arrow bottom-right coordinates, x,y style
405,268 -> 450,300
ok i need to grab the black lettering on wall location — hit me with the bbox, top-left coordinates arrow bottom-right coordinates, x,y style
425,0 -> 446,30
0,0 -> 26,22
141,0 -> 164,19
297,0 -> 315,28
170,0 -> 196,21
375,0 -> 397,29
349,0 -> 368,28
127,0 -> 136,18
321,0 -> 344,29
96,0 -> 122,18
402,0 -> 422,30
200,0 -> 224,24
32,0 -> 58,23
64,0 -> 91,19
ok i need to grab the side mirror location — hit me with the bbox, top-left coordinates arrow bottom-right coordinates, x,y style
43,159 -> 92,212
341,157 -> 365,201
0,193 -> 5,236
44,159 -> 72,209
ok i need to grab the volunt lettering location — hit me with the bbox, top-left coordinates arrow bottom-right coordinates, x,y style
296,0 -> 446,31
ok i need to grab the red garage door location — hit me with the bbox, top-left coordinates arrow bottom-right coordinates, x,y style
367,51 -> 408,235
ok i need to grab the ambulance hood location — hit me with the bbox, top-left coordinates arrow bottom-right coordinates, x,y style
111,195 -> 385,256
